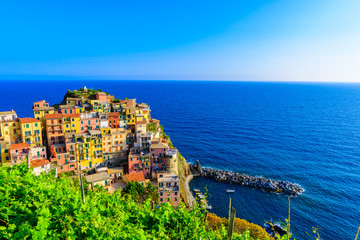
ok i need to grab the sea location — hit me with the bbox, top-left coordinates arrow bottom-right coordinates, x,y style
1,80 -> 359,239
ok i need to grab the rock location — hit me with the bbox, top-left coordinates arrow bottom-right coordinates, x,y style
189,163 -> 304,196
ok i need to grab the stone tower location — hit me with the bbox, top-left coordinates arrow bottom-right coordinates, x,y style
165,149 -> 178,175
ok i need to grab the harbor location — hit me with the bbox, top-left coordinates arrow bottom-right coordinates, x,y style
190,161 -> 304,196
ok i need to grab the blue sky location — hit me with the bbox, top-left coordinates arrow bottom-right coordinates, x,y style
0,0 -> 359,81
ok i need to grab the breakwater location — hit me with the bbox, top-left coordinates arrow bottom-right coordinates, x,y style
189,161 -> 304,196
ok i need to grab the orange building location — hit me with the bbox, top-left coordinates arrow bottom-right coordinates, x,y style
45,114 -> 65,146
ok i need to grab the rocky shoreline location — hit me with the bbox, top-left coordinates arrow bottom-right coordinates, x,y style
189,161 -> 304,196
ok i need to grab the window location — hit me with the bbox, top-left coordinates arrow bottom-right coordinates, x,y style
58,156 -> 61,160
35,123 -> 38,127
65,110 -> 68,114
72,118 -> 74,122
81,121 -> 83,124
26,124 -> 29,128
160,198 -> 163,202
70,110 -> 73,114
175,192 -> 178,196
72,124 -> 75,128
4,149 -> 8,153
160,192 -> 163,196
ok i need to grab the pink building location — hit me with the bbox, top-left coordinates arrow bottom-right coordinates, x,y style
96,92 -> 108,102
128,147 -> 142,174
59,105 -> 76,115
80,113 -> 100,133
157,172 -> 180,206
10,142 -> 30,164
33,100 -> 50,109
150,143 -> 169,172
30,146 -> 47,160
49,144 -> 77,173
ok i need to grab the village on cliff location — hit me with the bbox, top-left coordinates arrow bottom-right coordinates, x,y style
0,87 -> 181,206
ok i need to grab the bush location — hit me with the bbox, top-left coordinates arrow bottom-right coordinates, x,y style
207,213 -> 274,240
0,163 -> 256,239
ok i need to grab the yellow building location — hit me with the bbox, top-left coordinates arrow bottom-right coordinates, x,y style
33,100 -> 55,125
63,114 -> 80,134
76,130 -> 103,169
101,128 -> 128,164
0,141 -> 10,163
124,107 -> 136,125
19,118 -> 42,147
0,120 -> 21,144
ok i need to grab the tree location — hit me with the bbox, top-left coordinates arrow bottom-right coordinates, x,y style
121,181 -> 159,204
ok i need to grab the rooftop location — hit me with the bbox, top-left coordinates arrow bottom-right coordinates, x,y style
150,143 -> 169,149
63,113 -> 80,118
125,172 -> 145,183
31,159 -> 50,168
108,167 -> 123,174
10,142 -> 29,151
45,113 -> 63,119
18,118 -> 41,124
85,172 -> 110,183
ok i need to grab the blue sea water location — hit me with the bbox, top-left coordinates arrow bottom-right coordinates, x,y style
1,80 -> 359,239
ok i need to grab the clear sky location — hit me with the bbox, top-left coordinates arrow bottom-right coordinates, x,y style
1,0 -> 359,82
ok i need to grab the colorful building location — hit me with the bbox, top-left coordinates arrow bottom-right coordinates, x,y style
63,114 -> 80,134
45,114 -> 65,146
157,172 -> 180,206
80,112 -> 100,133
10,142 -> 30,165
0,120 -> 21,144
107,112 -> 120,128
0,141 -> 10,163
0,110 -> 17,122
18,118 -> 42,147
31,159 -> 51,176
33,101 -> 55,124
75,130 -> 103,170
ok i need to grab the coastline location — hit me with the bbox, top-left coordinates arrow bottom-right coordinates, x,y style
184,174 -> 195,207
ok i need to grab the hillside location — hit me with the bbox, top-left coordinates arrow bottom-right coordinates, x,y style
0,163 -> 274,239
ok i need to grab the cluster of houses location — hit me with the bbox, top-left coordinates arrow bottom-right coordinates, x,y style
0,87 -> 180,206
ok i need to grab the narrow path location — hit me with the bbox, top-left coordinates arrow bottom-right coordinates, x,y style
184,174 -> 196,207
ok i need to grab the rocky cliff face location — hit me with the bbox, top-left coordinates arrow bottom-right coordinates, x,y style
166,137 -> 192,207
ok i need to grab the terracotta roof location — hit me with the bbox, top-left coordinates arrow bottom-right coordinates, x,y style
63,113 -> 80,118
107,112 -> 120,117
150,143 -> 169,149
10,142 -> 29,151
33,100 -> 45,103
18,118 -> 40,123
125,172 -> 145,183
45,113 -> 63,119
30,159 -> 50,168
136,120 -> 147,125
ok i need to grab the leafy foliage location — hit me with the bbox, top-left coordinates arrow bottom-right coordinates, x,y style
0,163 -> 253,239
121,181 -> 159,204
147,122 -> 158,132
207,213 -> 274,240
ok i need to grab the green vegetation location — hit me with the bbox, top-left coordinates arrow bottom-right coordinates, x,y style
113,98 -> 120,103
207,213 -> 273,240
121,181 -> 159,204
147,122 -> 158,132
0,163 -> 257,239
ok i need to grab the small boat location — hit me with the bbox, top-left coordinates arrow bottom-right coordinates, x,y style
193,188 -> 200,193
226,189 -> 235,193
206,205 -> 213,210
198,194 -> 206,199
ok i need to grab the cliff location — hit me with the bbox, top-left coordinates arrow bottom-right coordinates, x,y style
166,136 -> 192,207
